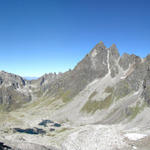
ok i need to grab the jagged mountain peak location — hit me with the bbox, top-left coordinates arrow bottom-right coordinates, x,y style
90,42 -> 120,59
0,71 -> 26,87
145,54 -> 150,64
95,41 -> 106,49
109,43 -> 120,59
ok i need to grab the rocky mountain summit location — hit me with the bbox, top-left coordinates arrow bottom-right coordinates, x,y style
34,42 -> 120,99
1,41 -> 150,150
29,41 -> 150,109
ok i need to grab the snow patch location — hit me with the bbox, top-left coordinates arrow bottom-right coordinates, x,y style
133,146 -> 137,149
107,49 -> 111,75
124,133 -> 147,141
120,76 -> 126,79
133,91 -> 140,96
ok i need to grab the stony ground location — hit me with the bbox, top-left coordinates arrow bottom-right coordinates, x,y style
0,116 -> 150,150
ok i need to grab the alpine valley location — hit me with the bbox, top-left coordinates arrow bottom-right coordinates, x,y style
1,42 -> 150,150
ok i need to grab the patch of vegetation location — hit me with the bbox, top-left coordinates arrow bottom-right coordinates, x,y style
0,112 -> 9,123
46,133 -> 56,137
81,94 -> 113,114
104,86 -> 114,93
88,91 -> 97,100
0,105 -> 8,112
23,98 -> 44,109
0,112 -> 22,126
23,96 -> 56,110
57,128 -> 68,133
43,98 -> 57,106
34,90 -> 43,97
19,114 -> 25,118
129,102 -> 147,120
61,90 -> 72,103
114,80 -> 132,101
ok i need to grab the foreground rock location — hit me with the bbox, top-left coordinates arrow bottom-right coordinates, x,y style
0,140 -> 58,150
0,142 -> 12,150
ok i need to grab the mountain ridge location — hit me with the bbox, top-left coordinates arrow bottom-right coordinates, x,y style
0,41 -> 149,111
1,41 -> 150,149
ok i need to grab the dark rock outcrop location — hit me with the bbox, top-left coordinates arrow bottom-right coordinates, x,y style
0,141 -> 58,150
0,142 -> 12,150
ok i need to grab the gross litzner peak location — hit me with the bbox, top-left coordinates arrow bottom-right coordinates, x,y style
0,42 -> 150,150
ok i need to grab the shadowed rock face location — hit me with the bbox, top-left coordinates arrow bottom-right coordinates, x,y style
0,142 -> 12,150
142,66 -> 150,104
0,141 -> 58,150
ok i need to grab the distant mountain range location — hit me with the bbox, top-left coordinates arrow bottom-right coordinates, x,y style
23,76 -> 39,80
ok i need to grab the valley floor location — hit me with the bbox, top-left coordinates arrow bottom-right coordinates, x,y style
0,116 -> 150,150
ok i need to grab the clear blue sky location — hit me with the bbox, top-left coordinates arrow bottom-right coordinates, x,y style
0,0 -> 150,77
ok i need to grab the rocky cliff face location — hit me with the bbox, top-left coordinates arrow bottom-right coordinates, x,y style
30,42 -> 150,108
0,71 -> 31,111
32,42 -> 121,103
